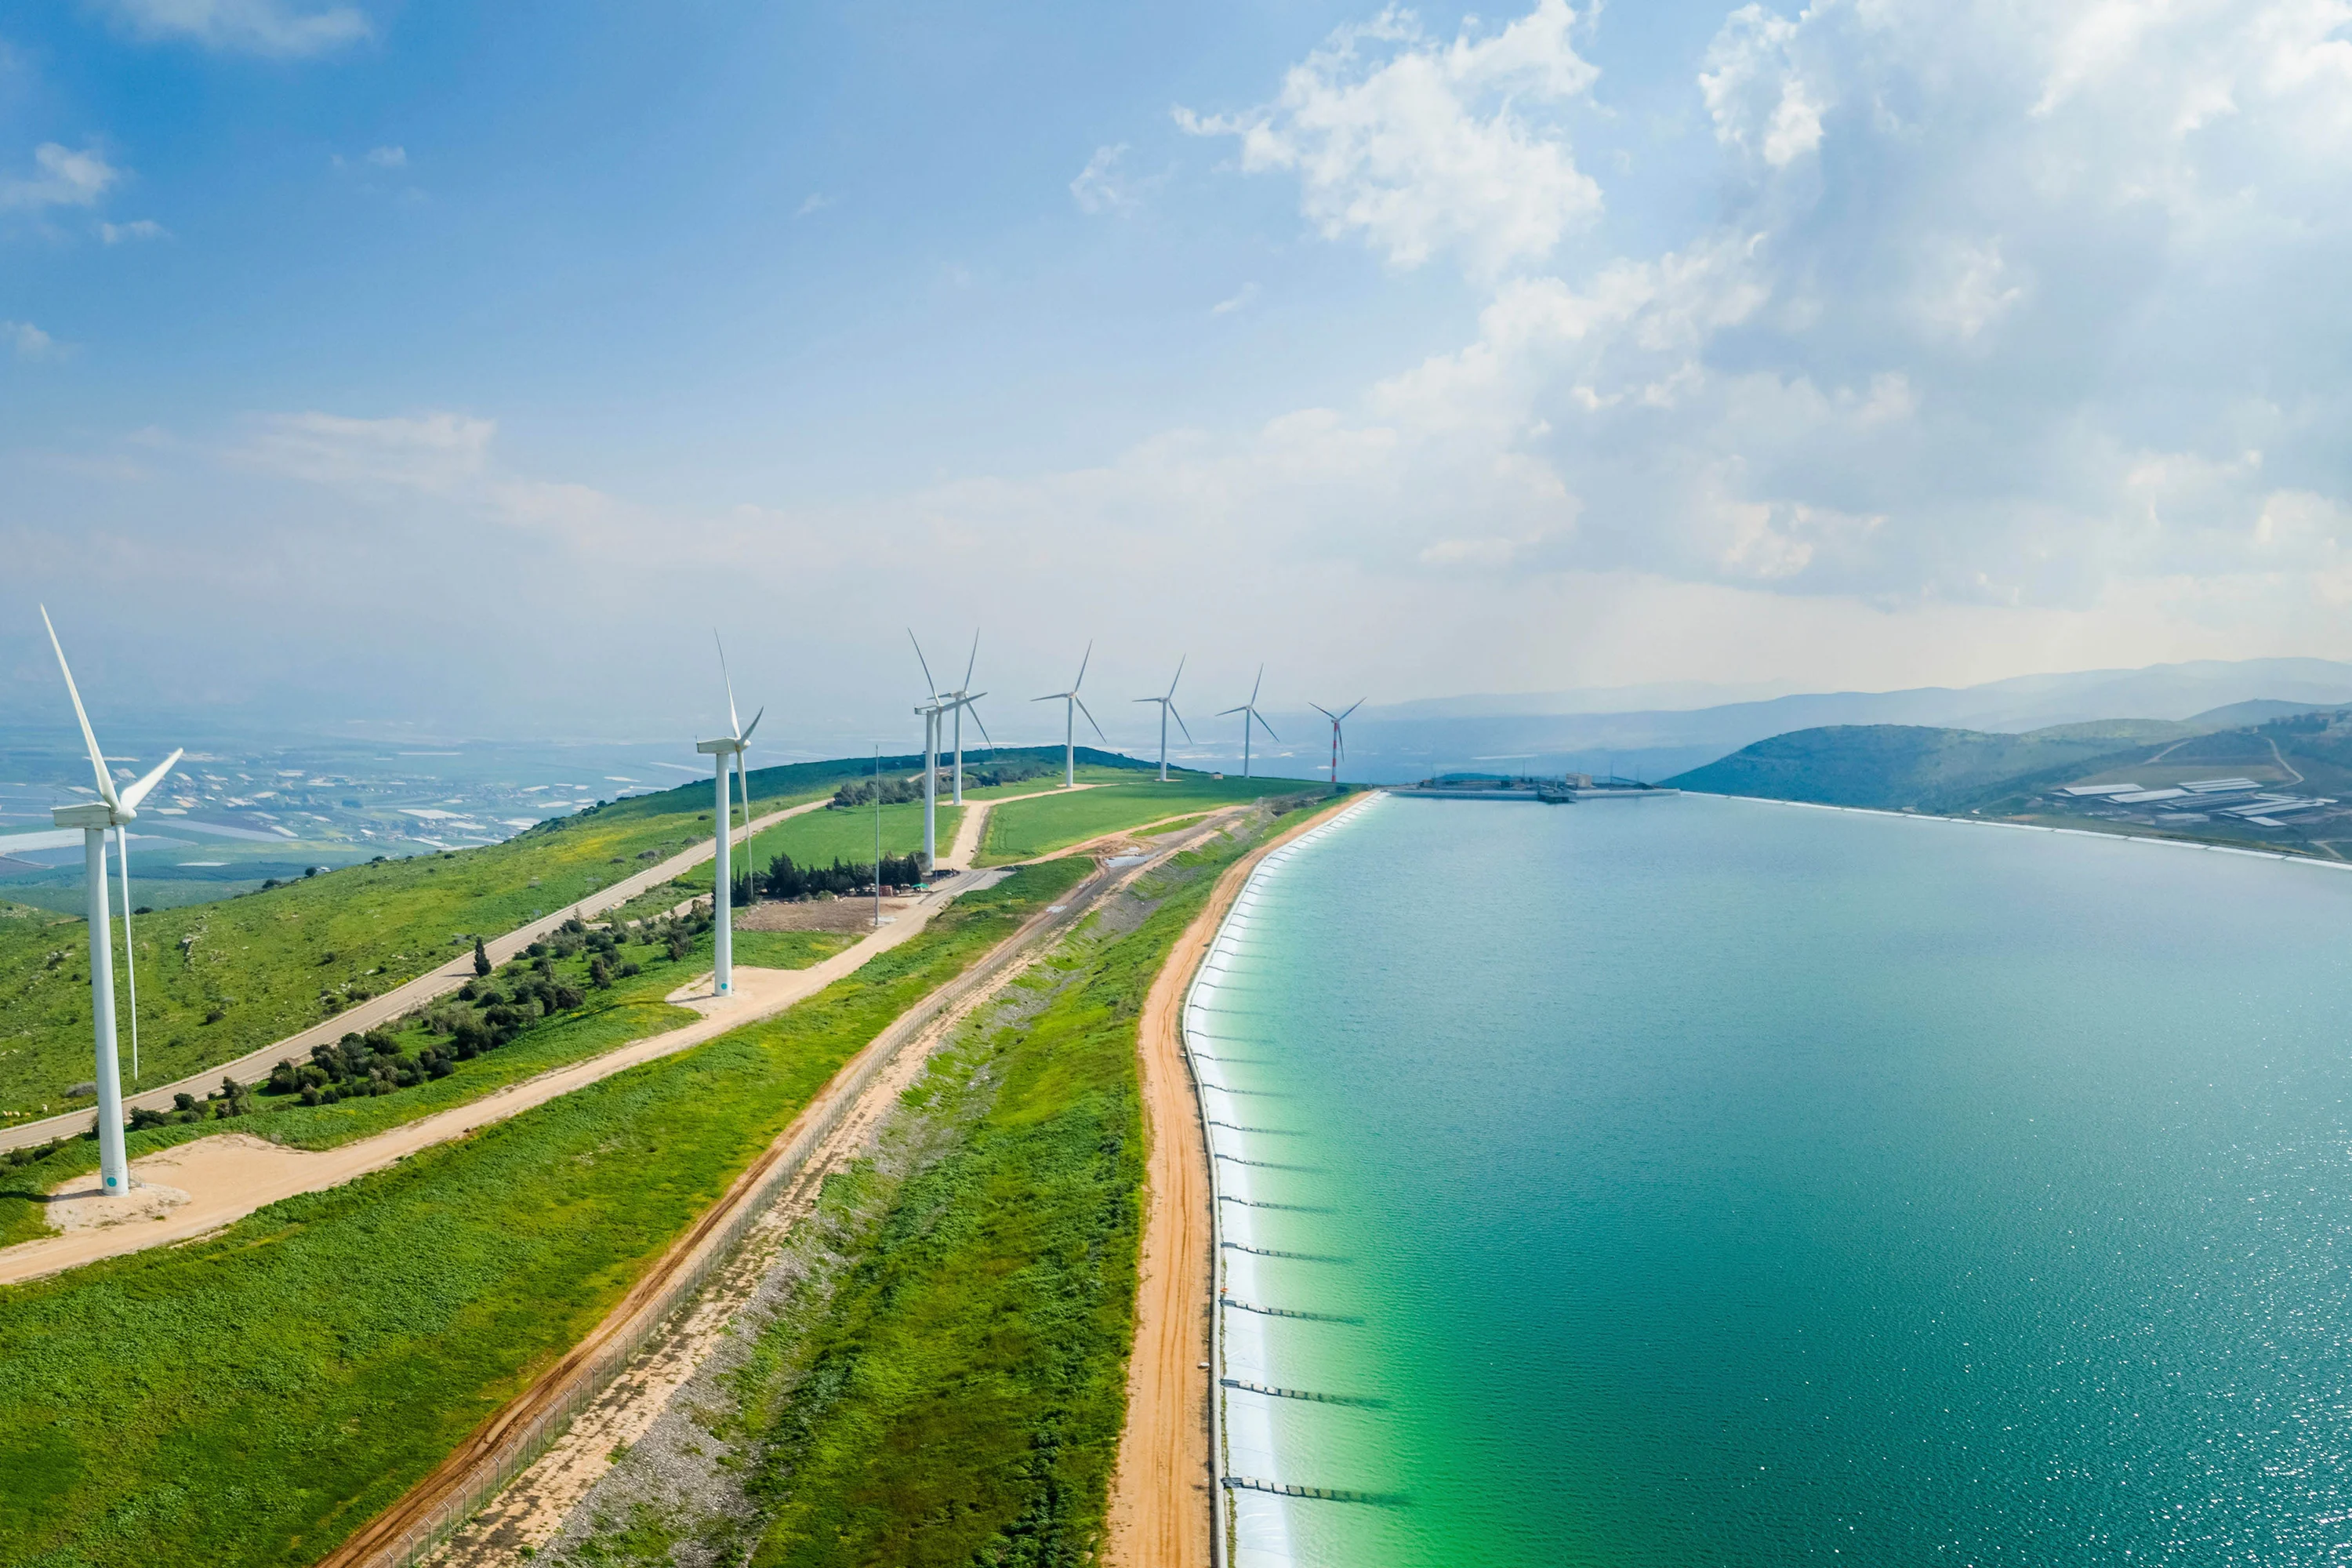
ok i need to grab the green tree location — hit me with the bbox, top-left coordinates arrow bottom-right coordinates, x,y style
474,935 -> 491,977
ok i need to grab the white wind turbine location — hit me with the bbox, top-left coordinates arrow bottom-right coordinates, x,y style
1311,698 -> 1363,786
939,630 -> 993,805
38,608 -> 182,1198
1033,641 -> 1104,789
1135,657 -> 1192,782
909,632 -> 949,873
694,636 -> 760,998
1217,665 -> 1281,780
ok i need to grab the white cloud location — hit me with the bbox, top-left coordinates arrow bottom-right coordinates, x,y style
1,143 -> 121,212
1178,0 -> 1603,276
1070,143 -> 1142,214
363,145 -> 405,169
95,0 -> 373,57
3,321 -> 60,360
1210,282 -> 1260,315
794,192 -> 832,218
1700,5 -> 1828,167
232,411 -> 495,493
100,218 -> 169,243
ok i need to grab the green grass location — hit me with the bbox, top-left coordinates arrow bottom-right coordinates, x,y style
0,795 -> 770,1125
975,774 -> 1318,865
742,829 -> 1258,1566
0,858 -> 1091,1568
0,911 -> 869,1248
731,930 -> 858,970
691,802 -> 964,896
0,750 -> 1160,1126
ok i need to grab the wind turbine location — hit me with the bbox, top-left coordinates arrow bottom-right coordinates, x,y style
942,631 -> 993,806
909,632 -> 949,873
1311,699 -> 1363,786
1135,657 -> 1192,782
38,608 -> 182,1198
1217,666 -> 1280,780
694,636 -> 760,997
1033,641 -> 1105,789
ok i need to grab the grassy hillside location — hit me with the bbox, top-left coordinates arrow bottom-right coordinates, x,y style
1669,707 -> 2352,858
742,808 -> 1277,1564
1666,725 -> 2124,811
0,860 -> 1088,1568
0,748 -> 1160,1126
976,775 -> 1323,865
0,797 -> 731,1123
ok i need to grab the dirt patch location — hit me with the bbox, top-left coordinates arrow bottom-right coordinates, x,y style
43,1178 -> 194,1231
735,896 -> 917,934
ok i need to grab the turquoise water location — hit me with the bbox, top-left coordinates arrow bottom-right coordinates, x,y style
1193,793 -> 2352,1566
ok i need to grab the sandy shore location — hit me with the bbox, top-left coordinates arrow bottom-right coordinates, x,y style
1104,792 -> 1369,1568
0,873 -> 999,1287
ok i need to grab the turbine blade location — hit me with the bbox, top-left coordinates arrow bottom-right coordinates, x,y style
1340,698 -> 1366,720
1074,639 -> 1092,691
1255,711 -> 1281,742
716,631 -> 741,738
963,629 -> 979,691
907,629 -> 939,698
969,705 -> 995,750
1250,663 -> 1264,705
742,707 -> 763,744
1032,692 -> 1061,702
1167,655 -> 1185,699
1311,702 -> 1337,721
1075,696 -> 1106,741
121,747 -> 184,811
1171,705 -> 1193,744
41,606 -> 118,808
1218,704 -> 1247,717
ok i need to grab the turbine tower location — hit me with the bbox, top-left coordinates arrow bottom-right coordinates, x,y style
39,607 -> 183,1199
1311,699 -> 1363,786
909,632 -> 949,873
942,631 -> 993,805
695,636 -> 760,997
1134,657 -> 1192,782
1033,641 -> 1104,788
939,631 -> 993,805
1217,665 -> 1280,780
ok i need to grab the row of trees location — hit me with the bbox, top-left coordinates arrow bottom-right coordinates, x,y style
826,759 -> 1051,811
128,1076 -> 255,1129
737,851 -> 927,903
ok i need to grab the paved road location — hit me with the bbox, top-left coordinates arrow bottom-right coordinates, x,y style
0,798 -> 830,1156
0,868 -> 1007,1286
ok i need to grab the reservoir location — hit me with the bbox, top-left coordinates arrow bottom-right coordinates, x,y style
1196,792 -> 2352,1565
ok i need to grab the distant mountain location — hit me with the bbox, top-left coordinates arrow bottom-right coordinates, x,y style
1663,726 -> 2129,811
1665,699 -> 2352,818
1273,659 -> 2352,785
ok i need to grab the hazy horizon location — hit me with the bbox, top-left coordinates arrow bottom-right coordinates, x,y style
10,1 -> 2352,741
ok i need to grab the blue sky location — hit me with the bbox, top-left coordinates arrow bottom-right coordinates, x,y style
6,0 -> 2352,750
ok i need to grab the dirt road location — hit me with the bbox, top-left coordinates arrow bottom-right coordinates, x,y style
1104,792 -> 1369,1568
319,812 -> 1243,1568
0,871 -> 1000,1286
937,782 -> 1097,870
0,798 -> 833,1156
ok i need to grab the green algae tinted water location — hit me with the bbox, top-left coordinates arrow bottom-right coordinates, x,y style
1197,793 -> 2352,1566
